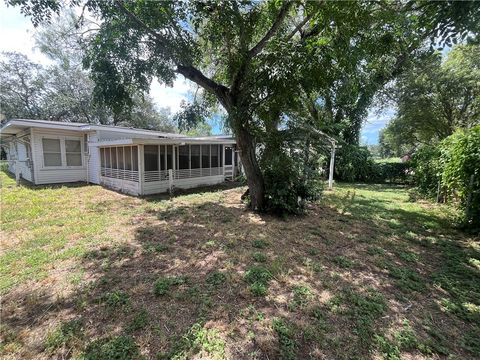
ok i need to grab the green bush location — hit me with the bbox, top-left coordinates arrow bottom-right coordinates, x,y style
411,125 -> 480,229
336,145 -> 410,184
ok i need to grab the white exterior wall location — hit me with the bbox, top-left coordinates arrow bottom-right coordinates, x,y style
142,175 -> 225,195
31,128 -> 87,185
100,176 -> 140,195
5,133 -> 33,182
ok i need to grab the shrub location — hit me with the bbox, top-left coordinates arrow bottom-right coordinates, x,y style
411,125 -> 480,228
153,276 -> 187,296
335,145 -> 377,182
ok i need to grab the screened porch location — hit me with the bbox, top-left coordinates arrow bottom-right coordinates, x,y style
98,141 -> 238,195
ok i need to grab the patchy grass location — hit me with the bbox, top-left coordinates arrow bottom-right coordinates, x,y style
1,172 -> 479,359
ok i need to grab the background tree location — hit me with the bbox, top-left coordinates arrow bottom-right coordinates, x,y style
381,44 -> 480,152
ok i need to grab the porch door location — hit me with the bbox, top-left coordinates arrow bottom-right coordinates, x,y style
224,145 -> 234,180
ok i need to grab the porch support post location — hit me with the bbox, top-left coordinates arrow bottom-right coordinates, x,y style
231,145 -> 235,178
222,144 -> 225,178
328,141 -> 336,190
168,169 -> 173,196
172,145 -> 176,179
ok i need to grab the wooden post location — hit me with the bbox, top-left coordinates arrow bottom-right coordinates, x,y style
328,142 -> 335,190
15,160 -> 20,185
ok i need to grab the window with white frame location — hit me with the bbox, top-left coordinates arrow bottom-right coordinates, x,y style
65,139 -> 82,166
42,138 -> 62,166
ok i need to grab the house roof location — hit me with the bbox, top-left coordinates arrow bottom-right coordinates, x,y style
0,119 -> 188,139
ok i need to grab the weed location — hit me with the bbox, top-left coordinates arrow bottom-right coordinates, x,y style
288,285 -> 314,311
128,309 -> 149,332
386,263 -> 425,292
45,319 -> 83,351
333,256 -> 355,268
252,239 -> 268,249
81,335 -> 142,360
397,251 -> 418,262
102,290 -> 130,309
245,266 -> 272,297
206,271 -> 227,287
367,246 -> 385,256
154,276 -> 188,296
272,318 -> 297,360
252,252 -> 267,263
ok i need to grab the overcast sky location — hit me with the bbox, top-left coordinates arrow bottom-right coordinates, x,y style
0,2 -> 391,142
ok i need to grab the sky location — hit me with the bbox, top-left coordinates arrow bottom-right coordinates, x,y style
0,2 -> 390,141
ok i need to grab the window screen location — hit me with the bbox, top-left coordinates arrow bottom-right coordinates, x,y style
42,138 -> 62,166
117,147 -> 124,170
191,145 -> 200,169
144,145 -> 159,171
178,145 -> 189,169
100,148 -> 105,167
202,145 -> 210,168
124,146 -> 132,170
65,139 -> 82,166
131,146 -> 138,171
211,144 -> 219,167
160,145 -> 166,170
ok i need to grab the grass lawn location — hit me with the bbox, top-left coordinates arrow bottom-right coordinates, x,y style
1,171 -> 479,359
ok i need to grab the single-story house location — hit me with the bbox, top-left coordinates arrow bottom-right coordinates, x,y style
0,119 -> 239,195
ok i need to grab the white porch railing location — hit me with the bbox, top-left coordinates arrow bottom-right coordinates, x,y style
101,167 -> 139,182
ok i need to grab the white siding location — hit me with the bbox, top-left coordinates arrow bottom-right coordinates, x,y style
100,176 -> 140,195
15,141 -> 33,182
31,128 -> 87,185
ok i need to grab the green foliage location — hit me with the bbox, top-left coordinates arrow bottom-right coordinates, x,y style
128,309 -> 149,332
245,266 -> 272,297
252,252 -> 267,263
153,276 -> 188,296
102,290 -> 130,309
81,335 -> 142,360
412,125 -> 480,228
205,271 -> 226,287
272,318 -> 297,360
252,240 -> 268,249
335,145 -> 378,182
45,319 -> 83,351
288,285 -> 314,311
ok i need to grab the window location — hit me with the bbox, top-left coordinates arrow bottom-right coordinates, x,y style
202,145 -> 210,168
65,139 -> 82,166
42,138 -> 62,167
191,145 -> 200,169
144,145 -> 159,171
178,145 -> 189,169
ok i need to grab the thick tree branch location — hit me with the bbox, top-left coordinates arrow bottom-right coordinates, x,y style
247,1 -> 293,59
286,12 -> 314,41
176,65 -> 232,111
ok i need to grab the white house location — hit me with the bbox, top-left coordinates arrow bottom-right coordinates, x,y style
0,119 -> 239,195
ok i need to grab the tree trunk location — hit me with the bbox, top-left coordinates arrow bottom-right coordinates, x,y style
234,123 -> 265,211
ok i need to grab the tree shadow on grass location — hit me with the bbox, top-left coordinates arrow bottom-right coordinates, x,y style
1,186 -> 479,359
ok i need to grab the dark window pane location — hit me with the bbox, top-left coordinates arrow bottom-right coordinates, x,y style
191,145 -> 200,169
178,145 -> 189,169
202,145 -> 210,168
211,145 -> 219,167
166,145 -> 173,170
100,148 -> 105,167
160,145 -> 166,170
144,145 -> 159,171
225,146 -> 232,165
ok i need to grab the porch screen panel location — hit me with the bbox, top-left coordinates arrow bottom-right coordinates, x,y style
178,145 -> 189,169
201,145 -> 210,168
144,145 -> 159,171
166,145 -> 173,169
160,145 -> 166,170
219,145 -> 223,166
100,148 -> 105,167
132,146 -> 138,171
191,145 -> 200,169
211,145 -> 219,167
106,148 -> 111,168
124,146 -> 132,170
117,147 -> 124,170
111,147 -> 117,168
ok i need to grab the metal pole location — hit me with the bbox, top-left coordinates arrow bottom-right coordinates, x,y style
328,142 -> 335,190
